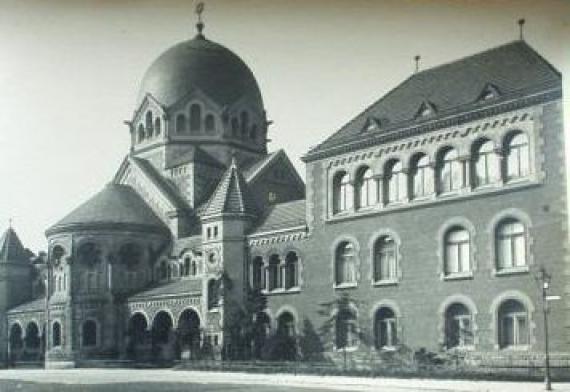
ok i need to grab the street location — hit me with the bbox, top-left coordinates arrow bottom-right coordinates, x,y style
1,369 -> 570,392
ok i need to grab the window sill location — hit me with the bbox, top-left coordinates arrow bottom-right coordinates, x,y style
333,345 -> 359,353
494,266 -> 529,276
446,345 -> 475,352
208,307 -> 220,313
373,279 -> 399,287
499,345 -> 530,351
443,272 -> 473,281
262,287 -> 301,296
334,282 -> 358,290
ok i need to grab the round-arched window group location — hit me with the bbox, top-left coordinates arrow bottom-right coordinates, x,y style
332,131 -> 531,214
333,214 -> 529,286
251,251 -> 300,292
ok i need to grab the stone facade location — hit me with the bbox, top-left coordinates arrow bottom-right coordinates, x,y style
1,31 -> 567,368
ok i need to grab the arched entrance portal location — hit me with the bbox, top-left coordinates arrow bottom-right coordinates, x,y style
127,313 -> 149,361
151,311 -> 174,362
274,312 -> 297,360
9,324 -> 24,363
177,309 -> 200,360
24,322 -> 41,361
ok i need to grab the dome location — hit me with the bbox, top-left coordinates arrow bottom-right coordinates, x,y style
46,184 -> 169,236
137,35 -> 264,111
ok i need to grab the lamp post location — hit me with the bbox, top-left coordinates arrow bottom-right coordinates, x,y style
537,267 -> 552,391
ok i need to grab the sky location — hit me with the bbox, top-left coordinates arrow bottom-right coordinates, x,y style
0,0 -> 569,253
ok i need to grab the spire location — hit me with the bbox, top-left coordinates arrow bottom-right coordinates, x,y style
204,160 -> 257,217
0,226 -> 29,264
518,18 -> 525,41
195,2 -> 205,38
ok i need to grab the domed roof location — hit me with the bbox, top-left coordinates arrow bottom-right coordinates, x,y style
138,35 -> 264,111
46,184 -> 169,236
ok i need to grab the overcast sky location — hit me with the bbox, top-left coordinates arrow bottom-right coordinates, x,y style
0,0 -> 569,252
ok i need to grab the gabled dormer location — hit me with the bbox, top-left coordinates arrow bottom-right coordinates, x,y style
477,83 -> 501,102
415,100 -> 437,119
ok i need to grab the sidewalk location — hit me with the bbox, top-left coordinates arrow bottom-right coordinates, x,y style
1,368 -> 569,392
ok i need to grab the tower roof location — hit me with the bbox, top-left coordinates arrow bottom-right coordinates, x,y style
204,159 -> 257,217
305,40 -> 561,161
46,184 -> 169,236
0,227 -> 29,264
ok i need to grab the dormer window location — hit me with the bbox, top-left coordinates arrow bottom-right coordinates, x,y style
416,101 -> 436,118
478,83 -> 501,102
362,117 -> 380,133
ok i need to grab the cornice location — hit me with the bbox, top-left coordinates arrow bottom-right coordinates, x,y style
303,87 -> 561,163
45,222 -> 170,237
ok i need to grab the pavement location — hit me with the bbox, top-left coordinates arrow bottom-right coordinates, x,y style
0,368 -> 568,392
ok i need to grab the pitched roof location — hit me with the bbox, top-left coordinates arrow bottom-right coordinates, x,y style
252,199 -> 306,234
0,227 -> 29,264
204,159 -> 257,217
165,146 -> 224,170
243,150 -> 281,182
47,184 -> 169,235
8,298 -> 45,314
131,157 -> 189,209
128,279 -> 202,301
306,41 -> 561,159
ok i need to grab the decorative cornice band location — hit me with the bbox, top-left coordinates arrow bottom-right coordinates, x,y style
45,222 -> 170,237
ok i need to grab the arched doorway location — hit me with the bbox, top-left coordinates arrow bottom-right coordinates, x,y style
275,312 -> 297,360
9,323 -> 24,363
151,311 -> 174,362
374,307 -> 397,350
253,312 -> 271,359
177,309 -> 200,360
24,322 -> 41,360
127,313 -> 149,361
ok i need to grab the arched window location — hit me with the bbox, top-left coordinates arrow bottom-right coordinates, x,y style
190,104 -> 201,132
268,254 -> 281,291
498,299 -> 529,348
250,124 -> 258,141
437,148 -> 462,193
411,154 -> 432,198
78,242 -> 101,269
82,320 -> 97,347
240,111 -> 249,137
373,236 -> 397,282
252,256 -> 264,290
138,125 -> 145,142
231,117 -> 239,137
333,172 -> 352,213
25,323 -> 40,350
9,324 -> 23,351
52,322 -> 61,347
205,114 -> 215,133
336,309 -> 357,349
505,132 -> 530,181
145,111 -> 153,133
384,160 -> 406,204
444,227 -> 470,275
207,279 -> 220,310
445,303 -> 473,348
167,265 -> 172,279
119,243 -> 141,271
277,312 -> 296,338
473,140 -> 497,187
374,307 -> 397,349
285,252 -> 299,289
496,219 -> 527,270
183,257 -> 191,276
154,118 -> 162,136
253,312 -> 271,359
176,114 -> 187,133
159,262 -> 167,280
335,242 -> 356,285
356,167 -> 377,209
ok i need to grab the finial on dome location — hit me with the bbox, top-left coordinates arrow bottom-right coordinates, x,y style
195,2 -> 205,38
518,18 -> 526,41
